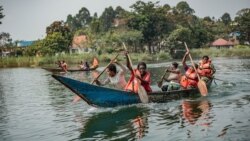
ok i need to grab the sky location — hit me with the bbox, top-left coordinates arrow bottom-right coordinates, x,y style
0,0 -> 250,41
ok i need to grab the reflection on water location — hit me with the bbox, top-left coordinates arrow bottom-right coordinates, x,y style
181,98 -> 212,126
74,106 -> 149,140
0,58 -> 250,140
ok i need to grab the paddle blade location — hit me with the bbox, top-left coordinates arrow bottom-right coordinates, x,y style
157,81 -> 163,88
198,80 -> 208,96
138,85 -> 149,103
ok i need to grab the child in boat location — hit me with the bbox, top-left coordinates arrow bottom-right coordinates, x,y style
94,60 -> 127,90
180,51 -> 199,89
197,55 -> 216,82
125,52 -> 152,93
161,62 -> 181,91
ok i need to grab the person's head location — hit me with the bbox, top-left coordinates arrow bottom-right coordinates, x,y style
106,64 -> 117,77
172,62 -> 178,69
202,55 -> 209,63
189,63 -> 198,72
137,62 -> 147,75
85,61 -> 89,67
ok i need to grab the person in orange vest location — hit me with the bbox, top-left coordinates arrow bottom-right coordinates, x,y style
197,56 -> 216,82
180,51 -> 199,89
125,52 -> 152,93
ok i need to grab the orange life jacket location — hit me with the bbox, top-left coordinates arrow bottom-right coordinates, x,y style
125,69 -> 152,93
180,68 -> 198,88
197,60 -> 212,77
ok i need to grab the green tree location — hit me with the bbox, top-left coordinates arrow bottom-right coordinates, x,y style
40,32 -> 69,55
89,13 -> 101,34
234,8 -> 250,43
24,40 -> 42,56
0,32 -> 12,47
75,7 -> 92,27
46,21 -> 70,36
66,7 -> 91,31
0,6 -> 4,24
128,1 -> 170,53
114,6 -> 127,18
175,1 -> 194,15
221,12 -> 232,25
99,6 -> 116,32
66,14 -> 79,32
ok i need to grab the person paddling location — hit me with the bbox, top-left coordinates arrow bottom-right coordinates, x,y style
94,59 -> 127,90
197,56 -> 216,82
180,51 -> 199,89
161,62 -> 181,91
124,52 -> 152,93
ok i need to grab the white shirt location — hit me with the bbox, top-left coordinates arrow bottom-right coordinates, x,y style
104,65 -> 127,89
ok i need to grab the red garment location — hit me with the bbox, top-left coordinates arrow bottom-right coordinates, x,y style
180,68 -> 198,88
125,69 -> 152,93
198,60 -> 212,77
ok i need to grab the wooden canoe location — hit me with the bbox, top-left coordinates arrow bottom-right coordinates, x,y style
43,65 -> 98,72
52,75 -> 213,107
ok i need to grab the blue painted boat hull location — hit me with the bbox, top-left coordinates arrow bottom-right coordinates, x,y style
52,75 -> 140,107
52,75 -> 213,107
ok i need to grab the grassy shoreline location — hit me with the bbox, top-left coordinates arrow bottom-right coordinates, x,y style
1,48 -> 250,68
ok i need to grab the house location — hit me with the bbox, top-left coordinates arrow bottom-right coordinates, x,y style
70,35 -> 92,54
210,38 -> 234,49
17,41 -> 34,47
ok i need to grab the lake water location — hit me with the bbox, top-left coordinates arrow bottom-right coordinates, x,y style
0,58 -> 250,141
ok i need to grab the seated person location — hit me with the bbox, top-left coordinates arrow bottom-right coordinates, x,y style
161,62 -> 181,91
79,61 -> 90,70
197,55 -> 216,82
95,60 -> 127,90
125,52 -> 152,93
180,51 -> 198,89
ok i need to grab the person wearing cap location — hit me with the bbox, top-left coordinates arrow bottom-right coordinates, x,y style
161,62 -> 181,91
180,51 -> 199,89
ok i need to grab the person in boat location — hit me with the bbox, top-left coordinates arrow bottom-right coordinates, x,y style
161,62 -> 181,91
56,60 -> 62,68
180,51 -> 199,89
125,52 -> 152,93
61,60 -> 68,72
197,55 -> 216,82
94,60 -> 127,90
79,61 -> 90,71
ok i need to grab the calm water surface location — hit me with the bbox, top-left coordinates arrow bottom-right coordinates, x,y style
0,58 -> 250,141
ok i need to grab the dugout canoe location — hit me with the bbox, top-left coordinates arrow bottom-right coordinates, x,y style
43,65 -> 98,72
52,75 -> 213,107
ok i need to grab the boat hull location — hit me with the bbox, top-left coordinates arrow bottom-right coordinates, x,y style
43,65 -> 98,72
52,75 -> 212,107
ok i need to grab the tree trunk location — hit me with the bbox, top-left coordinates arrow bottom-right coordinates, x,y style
147,42 -> 152,54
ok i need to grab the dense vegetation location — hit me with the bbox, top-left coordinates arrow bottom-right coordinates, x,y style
0,1 -> 250,67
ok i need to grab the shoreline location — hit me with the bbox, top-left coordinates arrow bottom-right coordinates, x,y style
1,48 -> 250,68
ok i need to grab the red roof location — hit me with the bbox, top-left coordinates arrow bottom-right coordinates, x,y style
211,38 -> 234,46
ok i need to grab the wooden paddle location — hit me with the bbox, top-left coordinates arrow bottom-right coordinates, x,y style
122,42 -> 149,103
91,54 -> 119,84
73,54 -> 119,103
157,70 -> 168,88
184,42 -> 208,96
